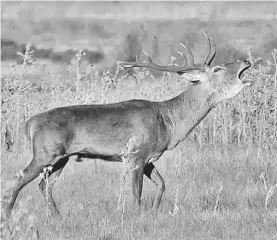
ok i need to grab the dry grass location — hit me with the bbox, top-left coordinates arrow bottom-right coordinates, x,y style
1,44 -> 277,240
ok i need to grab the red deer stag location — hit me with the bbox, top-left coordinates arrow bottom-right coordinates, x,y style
2,33 -> 253,220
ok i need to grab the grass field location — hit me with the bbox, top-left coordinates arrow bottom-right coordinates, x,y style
1,2 -> 277,240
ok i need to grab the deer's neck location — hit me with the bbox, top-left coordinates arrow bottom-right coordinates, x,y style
160,85 -> 216,149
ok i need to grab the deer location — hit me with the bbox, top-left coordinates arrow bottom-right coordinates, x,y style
1,33 -> 254,221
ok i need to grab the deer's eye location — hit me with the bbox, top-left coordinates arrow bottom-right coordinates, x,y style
214,67 -> 222,73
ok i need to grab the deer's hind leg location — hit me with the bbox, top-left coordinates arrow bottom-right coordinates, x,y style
2,157 -> 45,220
2,130 -> 68,220
144,162 -> 165,210
38,156 -> 69,219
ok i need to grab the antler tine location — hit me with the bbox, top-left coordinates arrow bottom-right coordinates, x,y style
180,43 -> 195,66
142,51 -> 154,65
203,32 -> 211,67
177,51 -> 188,66
207,37 -> 216,66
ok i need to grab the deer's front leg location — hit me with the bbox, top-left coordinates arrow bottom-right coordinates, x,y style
131,161 -> 145,207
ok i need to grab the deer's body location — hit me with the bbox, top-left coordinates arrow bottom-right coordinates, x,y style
2,34 -> 253,221
25,82 -> 216,165
25,100 -> 168,163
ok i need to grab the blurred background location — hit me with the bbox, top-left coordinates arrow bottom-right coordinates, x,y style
2,1 -> 277,71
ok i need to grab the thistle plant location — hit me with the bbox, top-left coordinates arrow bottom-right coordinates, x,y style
17,43 -> 35,74
169,148 -> 184,216
74,49 -> 86,94
117,136 -> 140,225
39,166 -> 53,218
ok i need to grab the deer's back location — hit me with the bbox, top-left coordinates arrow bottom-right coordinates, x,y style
24,99 -> 162,144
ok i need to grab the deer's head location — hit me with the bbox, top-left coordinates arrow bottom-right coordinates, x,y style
120,33 -> 254,106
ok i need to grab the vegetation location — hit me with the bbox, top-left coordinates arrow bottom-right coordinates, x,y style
1,41 -> 277,239
1,2 -> 277,240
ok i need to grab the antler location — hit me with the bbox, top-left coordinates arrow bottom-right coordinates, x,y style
119,33 -> 216,74
203,32 -> 216,67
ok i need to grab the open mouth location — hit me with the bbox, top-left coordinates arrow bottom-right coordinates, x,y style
238,61 -> 251,79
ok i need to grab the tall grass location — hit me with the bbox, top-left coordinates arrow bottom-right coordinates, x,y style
1,45 -> 277,239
